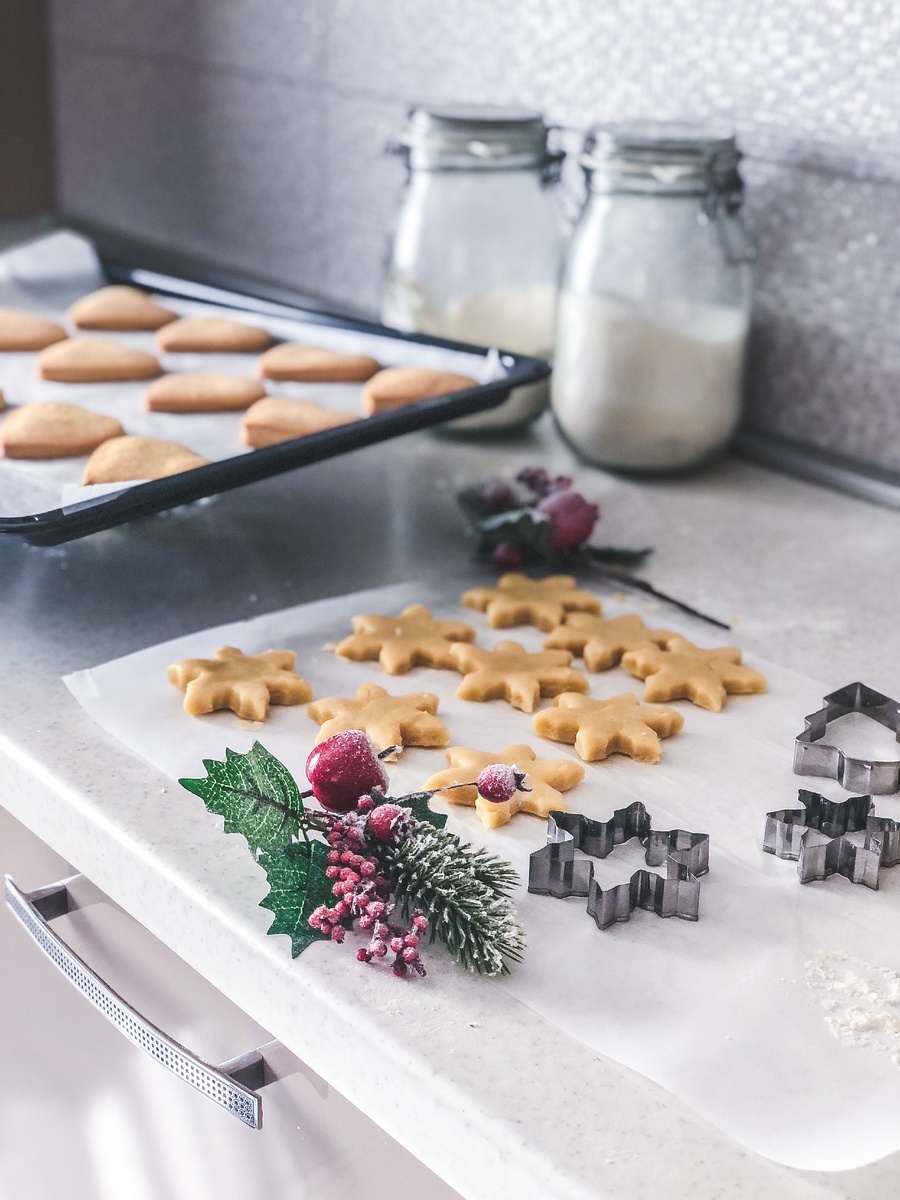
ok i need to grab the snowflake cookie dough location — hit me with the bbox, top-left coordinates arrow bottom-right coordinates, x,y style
167,646 -> 312,721
425,744 -> 585,830
461,572 -> 601,633
621,636 -> 768,712
307,683 -> 449,755
334,605 -> 476,675
450,640 -> 589,713
544,612 -> 675,672
533,692 -> 684,763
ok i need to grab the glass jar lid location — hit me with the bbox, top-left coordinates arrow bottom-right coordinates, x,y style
581,120 -> 742,195
394,104 -> 552,171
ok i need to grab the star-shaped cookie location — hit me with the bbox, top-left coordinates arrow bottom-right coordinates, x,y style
334,605 -> 476,675
450,640 -> 589,713
544,613 -> 675,671
307,683 -> 449,754
461,573 -> 601,632
424,744 -> 585,830
533,692 -> 685,763
621,636 -> 768,712
167,646 -> 312,721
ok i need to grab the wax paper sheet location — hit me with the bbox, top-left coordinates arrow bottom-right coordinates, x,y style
0,232 -> 498,516
63,581 -> 900,1171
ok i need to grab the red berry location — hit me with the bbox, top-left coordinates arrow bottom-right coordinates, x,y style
305,731 -> 389,813
491,541 -> 524,570
391,961 -> 407,978
535,488 -> 599,550
366,803 -> 410,844
356,947 -> 370,962
477,763 -> 528,804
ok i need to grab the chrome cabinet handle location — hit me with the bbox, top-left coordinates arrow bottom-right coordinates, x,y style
5,873 -> 278,1129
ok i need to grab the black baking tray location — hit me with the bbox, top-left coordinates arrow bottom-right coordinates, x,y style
0,226 -> 551,546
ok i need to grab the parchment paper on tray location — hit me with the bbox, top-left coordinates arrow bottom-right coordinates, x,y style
63,580 -> 900,1171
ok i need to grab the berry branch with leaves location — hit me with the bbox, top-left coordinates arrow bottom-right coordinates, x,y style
180,733 -> 527,980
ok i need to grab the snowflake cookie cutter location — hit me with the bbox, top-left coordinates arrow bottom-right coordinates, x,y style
763,789 -> 900,889
528,802 -> 710,930
794,682 -> 900,795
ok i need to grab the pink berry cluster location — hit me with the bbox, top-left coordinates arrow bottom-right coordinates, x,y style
357,909 -> 428,978
308,805 -> 391,943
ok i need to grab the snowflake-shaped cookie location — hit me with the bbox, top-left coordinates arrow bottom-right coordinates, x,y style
544,613 -> 675,671
334,604 -> 476,674
424,744 -> 585,830
306,683 -> 449,754
621,636 -> 768,712
450,640 -> 589,713
167,646 -> 312,721
533,692 -> 684,763
461,573 -> 601,632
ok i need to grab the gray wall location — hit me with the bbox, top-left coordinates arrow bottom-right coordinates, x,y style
50,1 -> 900,472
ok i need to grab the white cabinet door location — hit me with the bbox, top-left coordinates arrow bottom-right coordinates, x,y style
0,805 -> 462,1200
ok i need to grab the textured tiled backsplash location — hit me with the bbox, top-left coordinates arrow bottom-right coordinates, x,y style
49,0 -> 900,472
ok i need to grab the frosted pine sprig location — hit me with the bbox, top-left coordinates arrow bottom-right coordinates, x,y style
381,823 -> 525,976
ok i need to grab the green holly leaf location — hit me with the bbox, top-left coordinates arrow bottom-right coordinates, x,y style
398,791 -> 448,831
258,840 -> 334,957
180,741 -> 305,858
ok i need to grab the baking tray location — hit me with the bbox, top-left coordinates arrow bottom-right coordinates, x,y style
0,228 -> 550,546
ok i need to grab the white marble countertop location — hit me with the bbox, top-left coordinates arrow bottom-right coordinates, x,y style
2,395 -> 899,1197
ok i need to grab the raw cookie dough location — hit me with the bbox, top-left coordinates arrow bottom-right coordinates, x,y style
621,636 -> 768,712
425,744 -> 585,830
255,343 -> 380,382
144,372 -> 266,413
0,308 -> 67,351
307,683 -> 449,755
82,435 -> 209,484
167,646 -> 313,720
544,612 -> 675,671
68,286 -> 178,332
0,401 -> 124,459
241,397 -> 358,448
157,316 -> 274,354
36,338 -> 162,382
533,692 -> 684,763
361,366 -> 479,415
461,572 -> 601,633
334,605 -> 476,674
450,640 -> 589,713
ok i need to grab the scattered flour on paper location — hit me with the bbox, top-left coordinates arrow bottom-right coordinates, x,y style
805,950 -> 900,1063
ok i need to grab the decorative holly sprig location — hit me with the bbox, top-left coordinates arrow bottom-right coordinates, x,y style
457,466 -> 653,571
180,734 -> 527,980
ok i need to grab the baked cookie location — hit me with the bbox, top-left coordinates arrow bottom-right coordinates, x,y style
425,744 -> 585,830
241,397 -> 358,448
621,636 -> 768,712
361,366 -> 479,415
450,640 -> 588,713
334,605 -> 476,675
36,338 -> 162,382
0,402 -> 124,459
157,316 -> 274,354
167,646 -> 312,721
533,692 -> 684,764
68,286 -> 178,332
544,613 -> 675,671
82,435 -> 209,484
255,343 -> 380,383
0,390 -> 5,411
307,683 -> 448,755
461,573 -> 601,633
0,308 -> 67,351
144,372 -> 266,413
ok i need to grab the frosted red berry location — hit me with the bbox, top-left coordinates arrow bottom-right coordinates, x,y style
476,763 -> 528,804
366,803 -> 412,844
535,488 -> 599,550
305,730 -> 389,813
491,541 -> 524,570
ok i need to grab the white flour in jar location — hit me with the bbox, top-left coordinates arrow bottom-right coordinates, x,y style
551,291 -> 748,470
382,279 -> 556,430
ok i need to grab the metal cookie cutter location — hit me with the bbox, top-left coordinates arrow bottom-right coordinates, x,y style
763,789 -> 900,889
529,802 -> 710,929
794,682 -> 900,794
